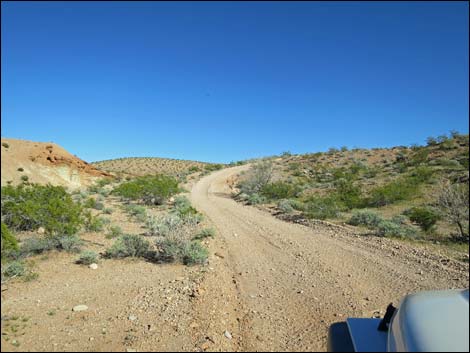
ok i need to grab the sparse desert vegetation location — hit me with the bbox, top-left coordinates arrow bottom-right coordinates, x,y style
235,132 -> 469,249
91,157 -> 225,180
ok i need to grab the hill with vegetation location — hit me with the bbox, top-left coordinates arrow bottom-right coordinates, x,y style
235,131 -> 469,249
91,157 -> 224,179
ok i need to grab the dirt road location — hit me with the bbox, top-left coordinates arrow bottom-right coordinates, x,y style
1,166 -> 467,352
190,166 -> 468,351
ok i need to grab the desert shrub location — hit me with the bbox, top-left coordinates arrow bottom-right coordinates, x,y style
261,181 -> 300,200
247,193 -> 267,205
1,222 -> 18,257
57,235 -> 82,253
404,207 -> 440,233
112,175 -> 179,205
123,204 -> 147,222
426,136 -> 438,146
436,181 -> 469,238
96,178 -> 112,187
17,168 -> 24,172
173,195 -> 199,217
158,238 -> 208,265
434,158 -> 462,168
333,179 -> 364,209
20,237 -> 57,256
367,178 -> 418,207
20,175 -> 29,182
76,250 -> 98,265
328,147 -> 339,154
408,149 -> 429,166
348,210 -> 383,228
83,197 -> 97,209
390,215 -> 408,225
103,207 -> 113,214
409,166 -> 434,184
182,241 -> 208,265
20,235 -> 82,256
193,228 -> 215,240
238,162 -> 274,196
376,220 -> 416,238
1,184 -> 83,235
146,214 -> 182,237
188,166 -> 200,172
204,164 -> 224,172
106,225 -> 123,239
2,260 -> 26,279
303,196 -> 341,220
105,234 -> 150,258
83,211 -> 106,232
2,142 -> 9,148
278,199 -> 294,213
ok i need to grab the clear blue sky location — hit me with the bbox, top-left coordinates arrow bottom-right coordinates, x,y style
1,1 -> 468,163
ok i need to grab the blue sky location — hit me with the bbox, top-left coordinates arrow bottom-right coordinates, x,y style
1,1 -> 468,163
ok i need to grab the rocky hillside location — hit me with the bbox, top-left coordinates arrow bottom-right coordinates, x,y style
235,132 -> 469,249
92,157 -> 223,178
1,138 -> 111,189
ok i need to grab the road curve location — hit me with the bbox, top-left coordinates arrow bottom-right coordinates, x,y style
190,166 -> 467,351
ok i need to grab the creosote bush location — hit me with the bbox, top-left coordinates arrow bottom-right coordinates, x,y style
348,210 -> 383,228
105,234 -> 150,258
404,207 -> 440,233
1,184 -> 83,236
112,175 -> 179,205
76,250 -> 99,265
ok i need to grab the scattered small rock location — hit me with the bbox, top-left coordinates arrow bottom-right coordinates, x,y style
89,263 -> 98,270
128,315 -> 137,321
37,227 -> 45,234
224,330 -> 232,339
72,305 -> 88,312
214,252 -> 224,259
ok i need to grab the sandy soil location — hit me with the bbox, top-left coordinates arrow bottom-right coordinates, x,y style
1,165 -> 468,352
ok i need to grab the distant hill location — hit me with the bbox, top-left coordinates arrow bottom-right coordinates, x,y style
1,138 -> 111,189
91,157 -> 220,178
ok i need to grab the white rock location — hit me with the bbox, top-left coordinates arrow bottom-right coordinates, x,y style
224,330 -> 232,339
37,227 -> 45,234
72,305 -> 88,312
89,263 -> 98,270
128,315 -> 137,321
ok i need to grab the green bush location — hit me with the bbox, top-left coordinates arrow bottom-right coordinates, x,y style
376,220 -> 416,238
182,241 -> 208,265
204,164 -> 224,172
348,210 -> 383,228
105,234 -> 150,258
112,175 -> 179,205
2,142 -> 9,148
2,260 -> 26,278
303,196 -> 341,220
409,166 -> 434,184
123,204 -> 147,221
1,184 -> 83,235
1,222 -> 18,257
173,196 -> 199,217
158,239 -> 208,265
261,181 -> 300,200
193,228 -> 215,240
76,250 -> 98,265
83,211 -> 106,232
20,237 -> 57,256
278,199 -> 294,213
106,225 -> 123,239
405,207 -> 440,233
333,179 -> 364,209
20,235 -> 82,256
367,178 -> 418,207
247,193 -> 267,205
